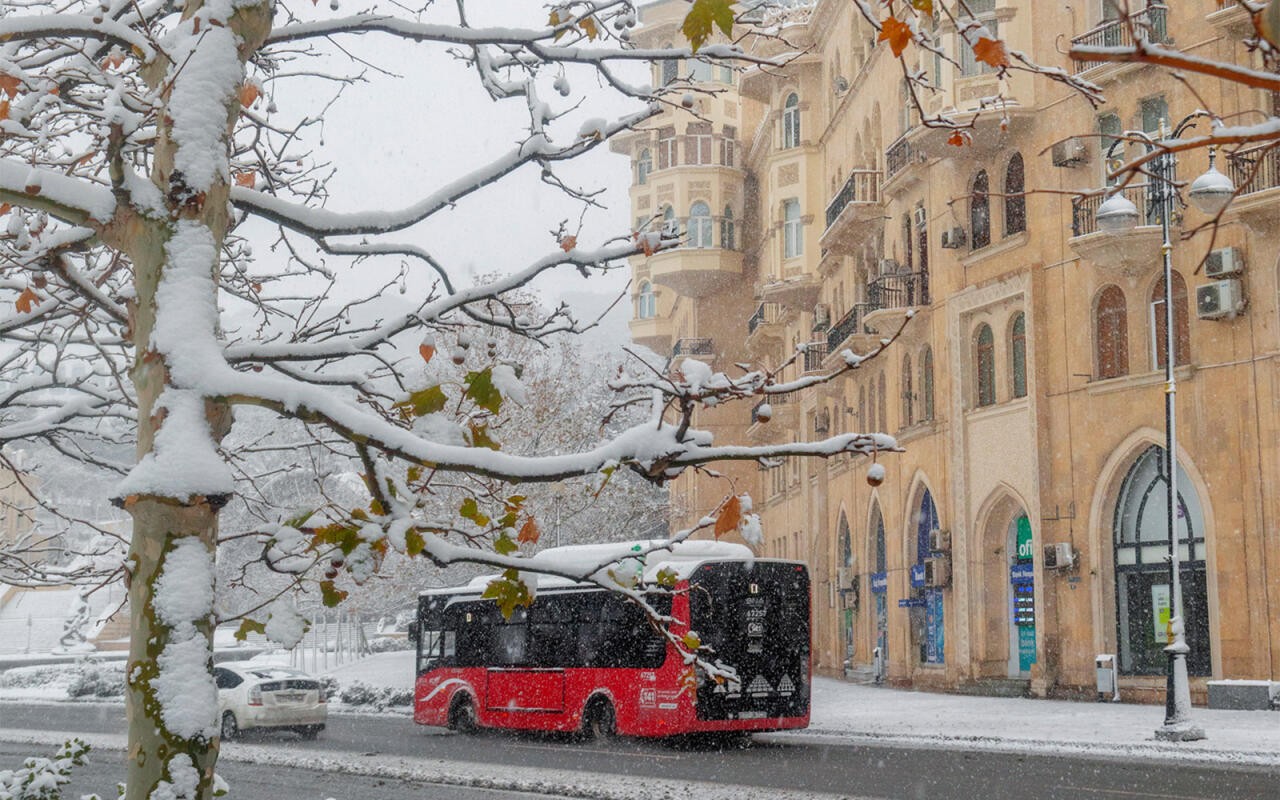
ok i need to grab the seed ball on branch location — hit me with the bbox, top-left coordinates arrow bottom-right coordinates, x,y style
866,462 -> 886,487
755,403 -> 772,423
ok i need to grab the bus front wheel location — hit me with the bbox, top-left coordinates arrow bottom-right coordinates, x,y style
581,697 -> 616,741
449,695 -> 477,734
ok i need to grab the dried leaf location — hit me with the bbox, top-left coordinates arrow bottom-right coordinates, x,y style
0,203 -> 11,215
947,130 -> 970,147
15,287 -> 38,314
682,0 -> 734,53
320,580 -> 348,608
234,171 -> 255,188
234,619 -> 266,642
713,495 -> 742,539
579,16 -> 599,40
560,235 -> 577,252
911,0 -> 934,15
878,16 -> 912,58
238,82 -> 261,108
0,74 -> 18,98
973,37 -> 1010,69
681,631 -> 702,650
517,515 -> 541,544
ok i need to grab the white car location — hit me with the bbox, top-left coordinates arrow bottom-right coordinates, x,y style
214,662 -> 327,740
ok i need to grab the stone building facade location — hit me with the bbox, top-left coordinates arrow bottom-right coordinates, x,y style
613,0 -> 1280,702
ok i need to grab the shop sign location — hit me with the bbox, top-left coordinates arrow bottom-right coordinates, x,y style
1010,563 -> 1034,584
898,597 -> 926,608
909,563 -> 926,588
870,572 -> 888,594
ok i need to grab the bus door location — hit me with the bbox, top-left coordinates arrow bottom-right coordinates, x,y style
482,607 -> 567,713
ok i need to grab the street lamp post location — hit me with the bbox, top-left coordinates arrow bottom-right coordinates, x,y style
1098,114 -> 1233,742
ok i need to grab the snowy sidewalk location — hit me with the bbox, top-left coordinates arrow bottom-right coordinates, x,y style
782,677 -> 1280,767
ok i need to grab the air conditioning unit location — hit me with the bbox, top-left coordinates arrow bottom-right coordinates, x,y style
1196,279 -> 1245,320
1051,137 -> 1089,168
923,556 -> 951,588
813,303 -> 831,327
1043,542 -> 1076,570
1205,247 -> 1245,279
928,528 -> 951,554
914,206 -> 928,228
940,226 -> 966,249
836,567 -> 853,588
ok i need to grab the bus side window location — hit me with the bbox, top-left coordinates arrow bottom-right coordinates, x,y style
493,623 -> 527,666
443,630 -> 456,660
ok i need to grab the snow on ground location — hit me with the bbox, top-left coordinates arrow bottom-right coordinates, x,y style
321,650 -> 414,690
775,678 -> 1280,767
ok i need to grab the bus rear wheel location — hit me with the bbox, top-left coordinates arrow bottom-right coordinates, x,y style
449,695 -> 477,734
581,697 -> 616,741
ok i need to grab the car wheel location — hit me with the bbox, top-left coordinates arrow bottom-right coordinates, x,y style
581,697 -> 616,741
449,695 -> 477,734
220,712 -> 239,741
297,725 -> 321,741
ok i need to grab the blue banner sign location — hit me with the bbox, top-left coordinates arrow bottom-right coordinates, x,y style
909,563 -> 927,588
898,597 -> 927,608
870,572 -> 888,594
1010,563 -> 1035,584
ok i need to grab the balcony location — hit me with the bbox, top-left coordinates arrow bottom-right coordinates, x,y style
628,315 -> 673,354
802,342 -> 829,374
1227,145 -> 1280,232
885,135 -> 927,188
646,246 -> 744,298
819,169 -> 884,255
746,301 -> 786,360
1068,186 -> 1167,276
824,302 -> 878,363
759,270 -> 822,310
863,271 -> 930,333
1070,6 -> 1169,77
673,337 -> 714,358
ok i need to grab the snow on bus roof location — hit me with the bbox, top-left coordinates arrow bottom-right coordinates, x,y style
419,540 -> 759,597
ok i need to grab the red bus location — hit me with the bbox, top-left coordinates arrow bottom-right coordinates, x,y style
412,542 -> 810,738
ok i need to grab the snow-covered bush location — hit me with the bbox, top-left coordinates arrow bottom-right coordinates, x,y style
318,676 -> 340,701
0,738 -> 93,800
0,665 -> 66,690
65,661 -> 124,699
366,636 -> 411,653
337,680 -> 412,709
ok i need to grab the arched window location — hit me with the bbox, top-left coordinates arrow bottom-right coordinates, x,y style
660,44 -> 678,85
870,501 -> 888,664
1113,446 -> 1210,676
914,489 -> 944,665
975,323 -> 996,407
782,93 -> 801,148
637,281 -> 656,319
1096,285 -> 1129,379
970,170 -> 991,249
636,148 -> 652,185
878,371 -> 888,432
1151,272 -> 1190,369
720,206 -> 735,250
661,206 -> 678,238
689,201 -> 712,248
838,514 -> 853,568
920,346 -> 935,421
783,199 -> 803,259
1004,153 -> 1026,236
902,354 -> 914,428
1010,312 -> 1027,399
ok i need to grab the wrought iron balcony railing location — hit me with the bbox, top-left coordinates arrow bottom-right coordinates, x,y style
1071,6 -> 1169,73
825,169 -> 882,230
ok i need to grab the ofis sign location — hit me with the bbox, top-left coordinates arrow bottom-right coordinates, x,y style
1015,516 -> 1035,563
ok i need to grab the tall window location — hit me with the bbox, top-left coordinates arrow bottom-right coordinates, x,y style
688,201 -> 713,248
1099,113 -> 1122,186
902,354 -> 914,428
782,93 -> 801,149
975,323 -> 996,407
1010,312 -> 1027,398
660,46 -> 678,85
866,379 -> 876,433
720,125 -> 738,167
920,346 -> 935,421
1151,272 -> 1190,369
637,281 -> 656,319
916,204 -> 930,304
656,126 -> 676,170
1004,153 -> 1026,236
901,214 -> 913,272
783,199 -> 803,259
970,170 -> 991,250
720,206 -> 736,250
688,58 -> 712,83
878,371 -> 888,432
959,0 -> 998,76
718,64 -> 734,84
686,122 -> 713,166
661,206 -> 678,238
1096,285 -> 1129,379
1113,446 -> 1210,676
1141,95 -> 1168,135
636,148 -> 652,185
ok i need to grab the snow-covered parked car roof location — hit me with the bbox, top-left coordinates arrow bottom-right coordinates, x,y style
419,539 -> 772,597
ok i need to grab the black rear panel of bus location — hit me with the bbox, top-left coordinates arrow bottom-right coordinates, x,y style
688,561 -> 810,721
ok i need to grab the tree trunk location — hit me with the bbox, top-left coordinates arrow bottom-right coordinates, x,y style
119,2 -> 273,797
